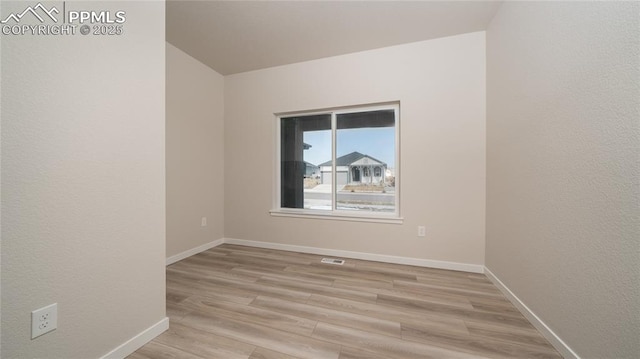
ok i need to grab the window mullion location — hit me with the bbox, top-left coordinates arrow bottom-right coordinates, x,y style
331,112 -> 337,211
394,105 -> 400,216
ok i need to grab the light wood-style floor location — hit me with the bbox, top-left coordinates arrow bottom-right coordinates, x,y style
129,244 -> 561,359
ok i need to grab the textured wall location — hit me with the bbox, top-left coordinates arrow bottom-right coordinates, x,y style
486,2 -> 640,358
1,2 -> 166,357
224,32 -> 486,266
166,43 -> 225,258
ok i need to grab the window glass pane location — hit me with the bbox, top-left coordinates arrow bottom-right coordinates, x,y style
280,114 -> 331,210
336,110 -> 396,213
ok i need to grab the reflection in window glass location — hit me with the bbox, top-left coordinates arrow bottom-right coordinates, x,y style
280,114 -> 331,210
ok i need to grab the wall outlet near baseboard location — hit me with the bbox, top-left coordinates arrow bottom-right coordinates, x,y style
201,217 -> 207,227
418,226 -> 426,237
32,303 -> 57,339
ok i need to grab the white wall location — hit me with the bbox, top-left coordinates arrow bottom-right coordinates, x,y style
166,43 -> 225,260
224,32 -> 486,267
486,2 -> 639,358
1,2 -> 167,357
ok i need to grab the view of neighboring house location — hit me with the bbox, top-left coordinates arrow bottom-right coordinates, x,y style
304,161 -> 319,178
303,142 -> 320,178
319,151 -> 387,186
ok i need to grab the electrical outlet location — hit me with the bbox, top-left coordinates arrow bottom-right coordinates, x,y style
201,217 -> 207,227
31,303 -> 57,339
418,226 -> 426,237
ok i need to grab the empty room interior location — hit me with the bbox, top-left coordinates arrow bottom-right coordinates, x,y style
1,1 -> 638,358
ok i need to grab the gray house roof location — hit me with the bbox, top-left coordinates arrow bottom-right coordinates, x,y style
319,151 -> 386,167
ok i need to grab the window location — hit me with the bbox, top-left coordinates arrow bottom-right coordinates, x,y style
274,103 -> 400,222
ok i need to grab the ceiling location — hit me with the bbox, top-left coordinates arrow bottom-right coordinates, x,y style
166,1 -> 502,75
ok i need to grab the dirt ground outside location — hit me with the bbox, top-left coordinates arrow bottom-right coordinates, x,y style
304,178 -> 320,189
342,184 -> 386,193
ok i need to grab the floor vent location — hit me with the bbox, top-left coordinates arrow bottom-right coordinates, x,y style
321,258 -> 345,265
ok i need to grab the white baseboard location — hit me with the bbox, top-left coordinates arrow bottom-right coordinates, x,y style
166,239 -> 225,265
100,317 -> 169,359
224,238 -> 484,273
166,237 -> 483,273
484,267 -> 579,359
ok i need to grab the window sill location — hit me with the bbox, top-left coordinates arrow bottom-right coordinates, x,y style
269,209 -> 404,224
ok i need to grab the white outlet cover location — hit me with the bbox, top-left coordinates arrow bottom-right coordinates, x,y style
31,303 -> 57,339
418,226 -> 426,237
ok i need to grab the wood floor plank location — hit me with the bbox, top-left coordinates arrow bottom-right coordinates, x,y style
171,255 -> 236,273
126,353 -> 151,359
395,278 -> 505,299
130,244 -> 560,359
225,249 -> 315,266
331,277 -> 395,290
312,322 -> 485,359
222,244 -> 321,262
167,279 -> 262,308
390,280 -> 509,306
249,347 -> 303,359
132,341 -> 205,359
468,273 -> 492,282
179,295 -> 318,336
198,273 -> 312,303
166,278 -> 257,305
469,299 -> 523,315
256,275 -> 378,303
333,280 -> 475,309
415,275 -> 504,294
377,293 -> 533,328
209,253 -> 300,271
251,295 -> 402,338
337,346 -> 393,359
166,291 -> 189,305
464,319 -> 550,347
166,301 -> 192,323
307,294 -> 470,335
180,309 -> 341,359
169,262 -> 261,283
402,324 -> 562,359
155,322 -> 256,359
233,266 -> 336,287
289,262 -> 419,283
351,259 -> 475,279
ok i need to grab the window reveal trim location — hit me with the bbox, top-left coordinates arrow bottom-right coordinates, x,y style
272,102 -> 401,223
